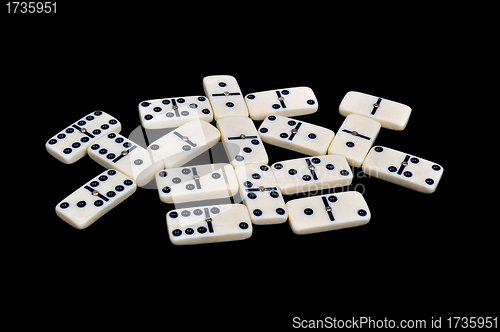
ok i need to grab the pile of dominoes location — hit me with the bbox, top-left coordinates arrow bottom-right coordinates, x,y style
46,75 -> 444,245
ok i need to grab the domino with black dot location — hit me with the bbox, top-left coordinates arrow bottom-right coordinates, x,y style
244,86 -> 318,120
234,164 -> 288,225
147,119 -> 221,168
155,163 -> 239,204
258,115 -> 335,156
88,132 -> 165,187
55,169 -> 137,230
328,114 -> 381,167
362,146 -> 444,194
138,95 -> 213,129
271,155 -> 353,195
203,75 -> 249,120
217,116 -> 268,166
286,191 -> 370,235
166,204 -> 253,245
46,111 -> 121,164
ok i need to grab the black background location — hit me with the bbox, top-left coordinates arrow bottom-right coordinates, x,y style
3,6 -> 493,329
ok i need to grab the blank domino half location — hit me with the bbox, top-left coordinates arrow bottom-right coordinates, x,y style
46,111 -> 121,164
244,87 -> 318,120
155,163 -> 238,204
258,115 -> 335,156
138,95 -> 213,129
328,114 -> 381,167
217,116 -> 268,167
203,75 -> 249,120
55,169 -> 137,229
271,155 -> 353,195
286,191 -> 370,235
88,132 -> 165,187
234,164 -> 288,225
166,204 -> 253,245
339,91 -> 411,131
147,120 -> 221,168
362,146 -> 444,193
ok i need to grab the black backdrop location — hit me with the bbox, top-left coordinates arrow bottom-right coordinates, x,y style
3,10 -> 492,329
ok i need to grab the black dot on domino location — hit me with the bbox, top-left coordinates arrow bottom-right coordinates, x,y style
358,209 -> 367,216
253,209 -> 263,216
239,222 -> 249,229
276,208 -> 286,215
304,208 -> 313,215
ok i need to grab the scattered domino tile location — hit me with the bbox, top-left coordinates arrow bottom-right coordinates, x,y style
203,75 -> 249,120
55,169 -> 137,229
339,91 -> 411,130
362,146 -> 444,194
217,116 -> 268,167
166,204 -> 253,245
244,87 -> 318,120
138,95 -> 213,129
258,115 -> 335,156
327,114 -> 381,167
46,111 -> 121,164
286,191 -> 370,235
234,164 -> 288,225
271,155 -> 352,195
147,119 -> 221,168
155,163 -> 239,204
88,132 -> 165,187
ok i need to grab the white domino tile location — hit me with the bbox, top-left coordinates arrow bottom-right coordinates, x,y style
55,169 -> 137,230
46,111 -> 121,164
244,86 -> 318,120
286,191 -> 370,235
155,163 -> 239,204
327,114 -> 381,167
166,204 -> 253,245
203,75 -> 249,120
88,132 -> 165,187
258,115 -> 335,156
138,95 -> 213,129
147,120 -> 221,168
339,91 -> 411,130
217,116 -> 268,167
234,164 -> 288,225
362,146 -> 444,194
271,155 -> 353,195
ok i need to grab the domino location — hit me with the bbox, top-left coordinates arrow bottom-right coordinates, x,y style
155,163 -> 239,204
234,164 -> 288,225
244,86 -> 318,120
271,155 -> 352,195
166,204 -> 253,245
362,146 -> 444,194
88,133 -> 165,187
286,191 -> 370,235
216,116 -> 268,167
55,169 -> 137,229
147,120 -> 221,168
138,96 -> 213,129
339,91 -> 411,130
46,111 -> 121,164
258,115 -> 335,156
203,75 -> 249,119
327,114 -> 381,167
